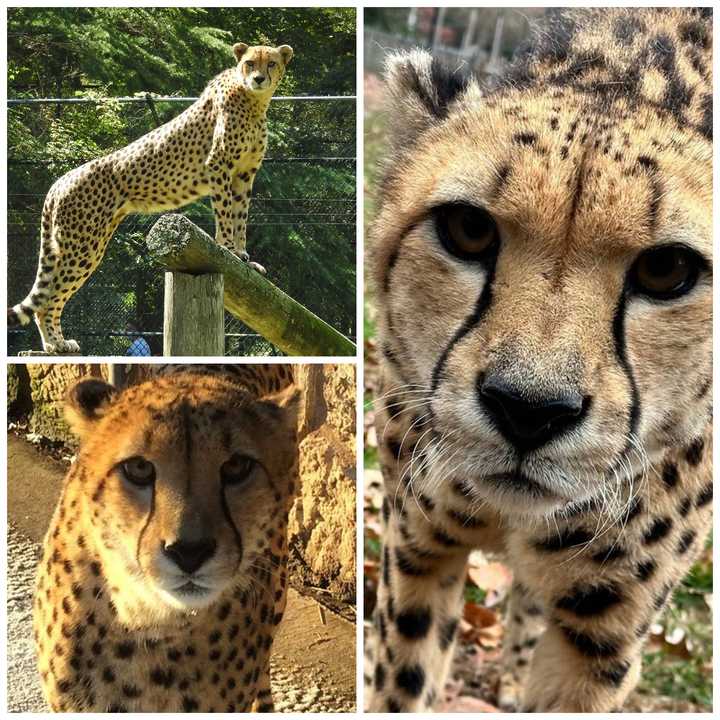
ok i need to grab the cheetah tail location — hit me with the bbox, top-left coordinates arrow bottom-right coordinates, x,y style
8,212 -> 59,326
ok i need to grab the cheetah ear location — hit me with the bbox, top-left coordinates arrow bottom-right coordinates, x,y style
233,42 -> 249,62
65,379 -> 118,440
383,49 -> 476,149
256,385 -> 301,432
277,45 -> 294,66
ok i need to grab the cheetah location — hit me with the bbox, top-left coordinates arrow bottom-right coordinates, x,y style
9,43 -> 293,354
33,364 -> 300,711
367,8 -> 711,713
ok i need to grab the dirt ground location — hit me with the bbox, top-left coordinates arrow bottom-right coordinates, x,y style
7,433 -> 356,712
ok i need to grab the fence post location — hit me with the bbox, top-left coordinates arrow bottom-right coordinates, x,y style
146,214 -> 356,357
163,271 -> 224,356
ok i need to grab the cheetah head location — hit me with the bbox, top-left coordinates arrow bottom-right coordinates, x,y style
65,373 -> 299,615
371,16 -> 712,520
233,43 -> 293,94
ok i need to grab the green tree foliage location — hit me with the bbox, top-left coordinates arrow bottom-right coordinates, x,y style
7,7 -> 356,355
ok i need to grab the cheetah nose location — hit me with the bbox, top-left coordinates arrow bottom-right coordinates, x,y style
162,538 -> 217,575
478,373 -> 590,452
254,75 -> 265,85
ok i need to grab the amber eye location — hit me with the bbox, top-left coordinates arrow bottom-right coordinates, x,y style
268,61 -> 276,68
630,244 -> 704,300
120,456 -> 156,487
245,61 -> 254,69
221,454 -> 256,486
435,204 -> 499,260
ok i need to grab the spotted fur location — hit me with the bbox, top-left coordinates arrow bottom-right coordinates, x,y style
34,365 -> 300,711
367,8 -> 711,713
9,43 -> 293,354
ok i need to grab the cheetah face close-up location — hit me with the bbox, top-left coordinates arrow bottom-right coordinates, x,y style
65,374 -> 299,617
372,40 -> 711,519
233,43 -> 293,94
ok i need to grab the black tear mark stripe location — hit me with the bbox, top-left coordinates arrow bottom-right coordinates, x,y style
430,251 -> 499,395
135,484 -> 156,571
383,245 -> 400,294
612,287 -> 641,445
556,583 -> 623,617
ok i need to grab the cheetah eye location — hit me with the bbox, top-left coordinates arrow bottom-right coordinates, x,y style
245,61 -> 255,69
268,61 -> 276,68
434,203 -> 500,261
221,453 -> 256,486
120,456 -> 156,487
630,244 -> 704,300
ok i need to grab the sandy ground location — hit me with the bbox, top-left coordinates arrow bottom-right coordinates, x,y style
7,433 -> 356,712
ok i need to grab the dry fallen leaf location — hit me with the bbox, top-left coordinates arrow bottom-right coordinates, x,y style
467,562 -> 513,594
464,602 -> 498,629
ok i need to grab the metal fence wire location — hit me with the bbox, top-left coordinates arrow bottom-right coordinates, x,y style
7,95 -> 356,356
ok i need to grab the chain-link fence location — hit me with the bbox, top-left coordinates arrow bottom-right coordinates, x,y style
8,95 -> 356,356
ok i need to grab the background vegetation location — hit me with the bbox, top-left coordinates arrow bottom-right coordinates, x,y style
363,8 -> 712,712
8,7 -> 356,355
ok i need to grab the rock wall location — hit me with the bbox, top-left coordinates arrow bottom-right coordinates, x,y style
7,363 -> 356,601
289,364 -> 356,601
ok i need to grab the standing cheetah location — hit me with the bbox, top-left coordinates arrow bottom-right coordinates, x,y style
8,43 -> 293,354
367,8 -> 711,713
33,365 -> 300,711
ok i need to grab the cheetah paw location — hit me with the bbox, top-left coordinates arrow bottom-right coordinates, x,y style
497,675 -> 522,712
45,339 -> 81,355
248,261 -> 267,275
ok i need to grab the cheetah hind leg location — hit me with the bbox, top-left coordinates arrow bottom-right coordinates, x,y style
253,664 -> 274,712
497,582 -> 546,712
35,306 -> 80,355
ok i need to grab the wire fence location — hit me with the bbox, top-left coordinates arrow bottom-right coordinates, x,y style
7,95 -> 356,356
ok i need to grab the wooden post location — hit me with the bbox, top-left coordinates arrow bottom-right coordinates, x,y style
163,271 -> 225,356
146,214 -> 356,357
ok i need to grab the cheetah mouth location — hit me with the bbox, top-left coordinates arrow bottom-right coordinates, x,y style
175,581 -> 212,596
484,471 -> 559,500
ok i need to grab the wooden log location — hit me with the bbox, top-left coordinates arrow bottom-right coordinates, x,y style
146,214 -> 356,357
163,271 -> 225,356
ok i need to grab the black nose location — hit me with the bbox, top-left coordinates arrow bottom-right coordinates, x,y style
254,76 -> 265,84
162,538 -> 217,574
478,374 -> 589,451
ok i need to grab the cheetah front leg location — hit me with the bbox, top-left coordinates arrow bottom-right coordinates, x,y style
497,581 -> 547,711
368,493 -> 471,712
253,665 -> 274,712
507,459 -> 712,713
231,171 -> 266,274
